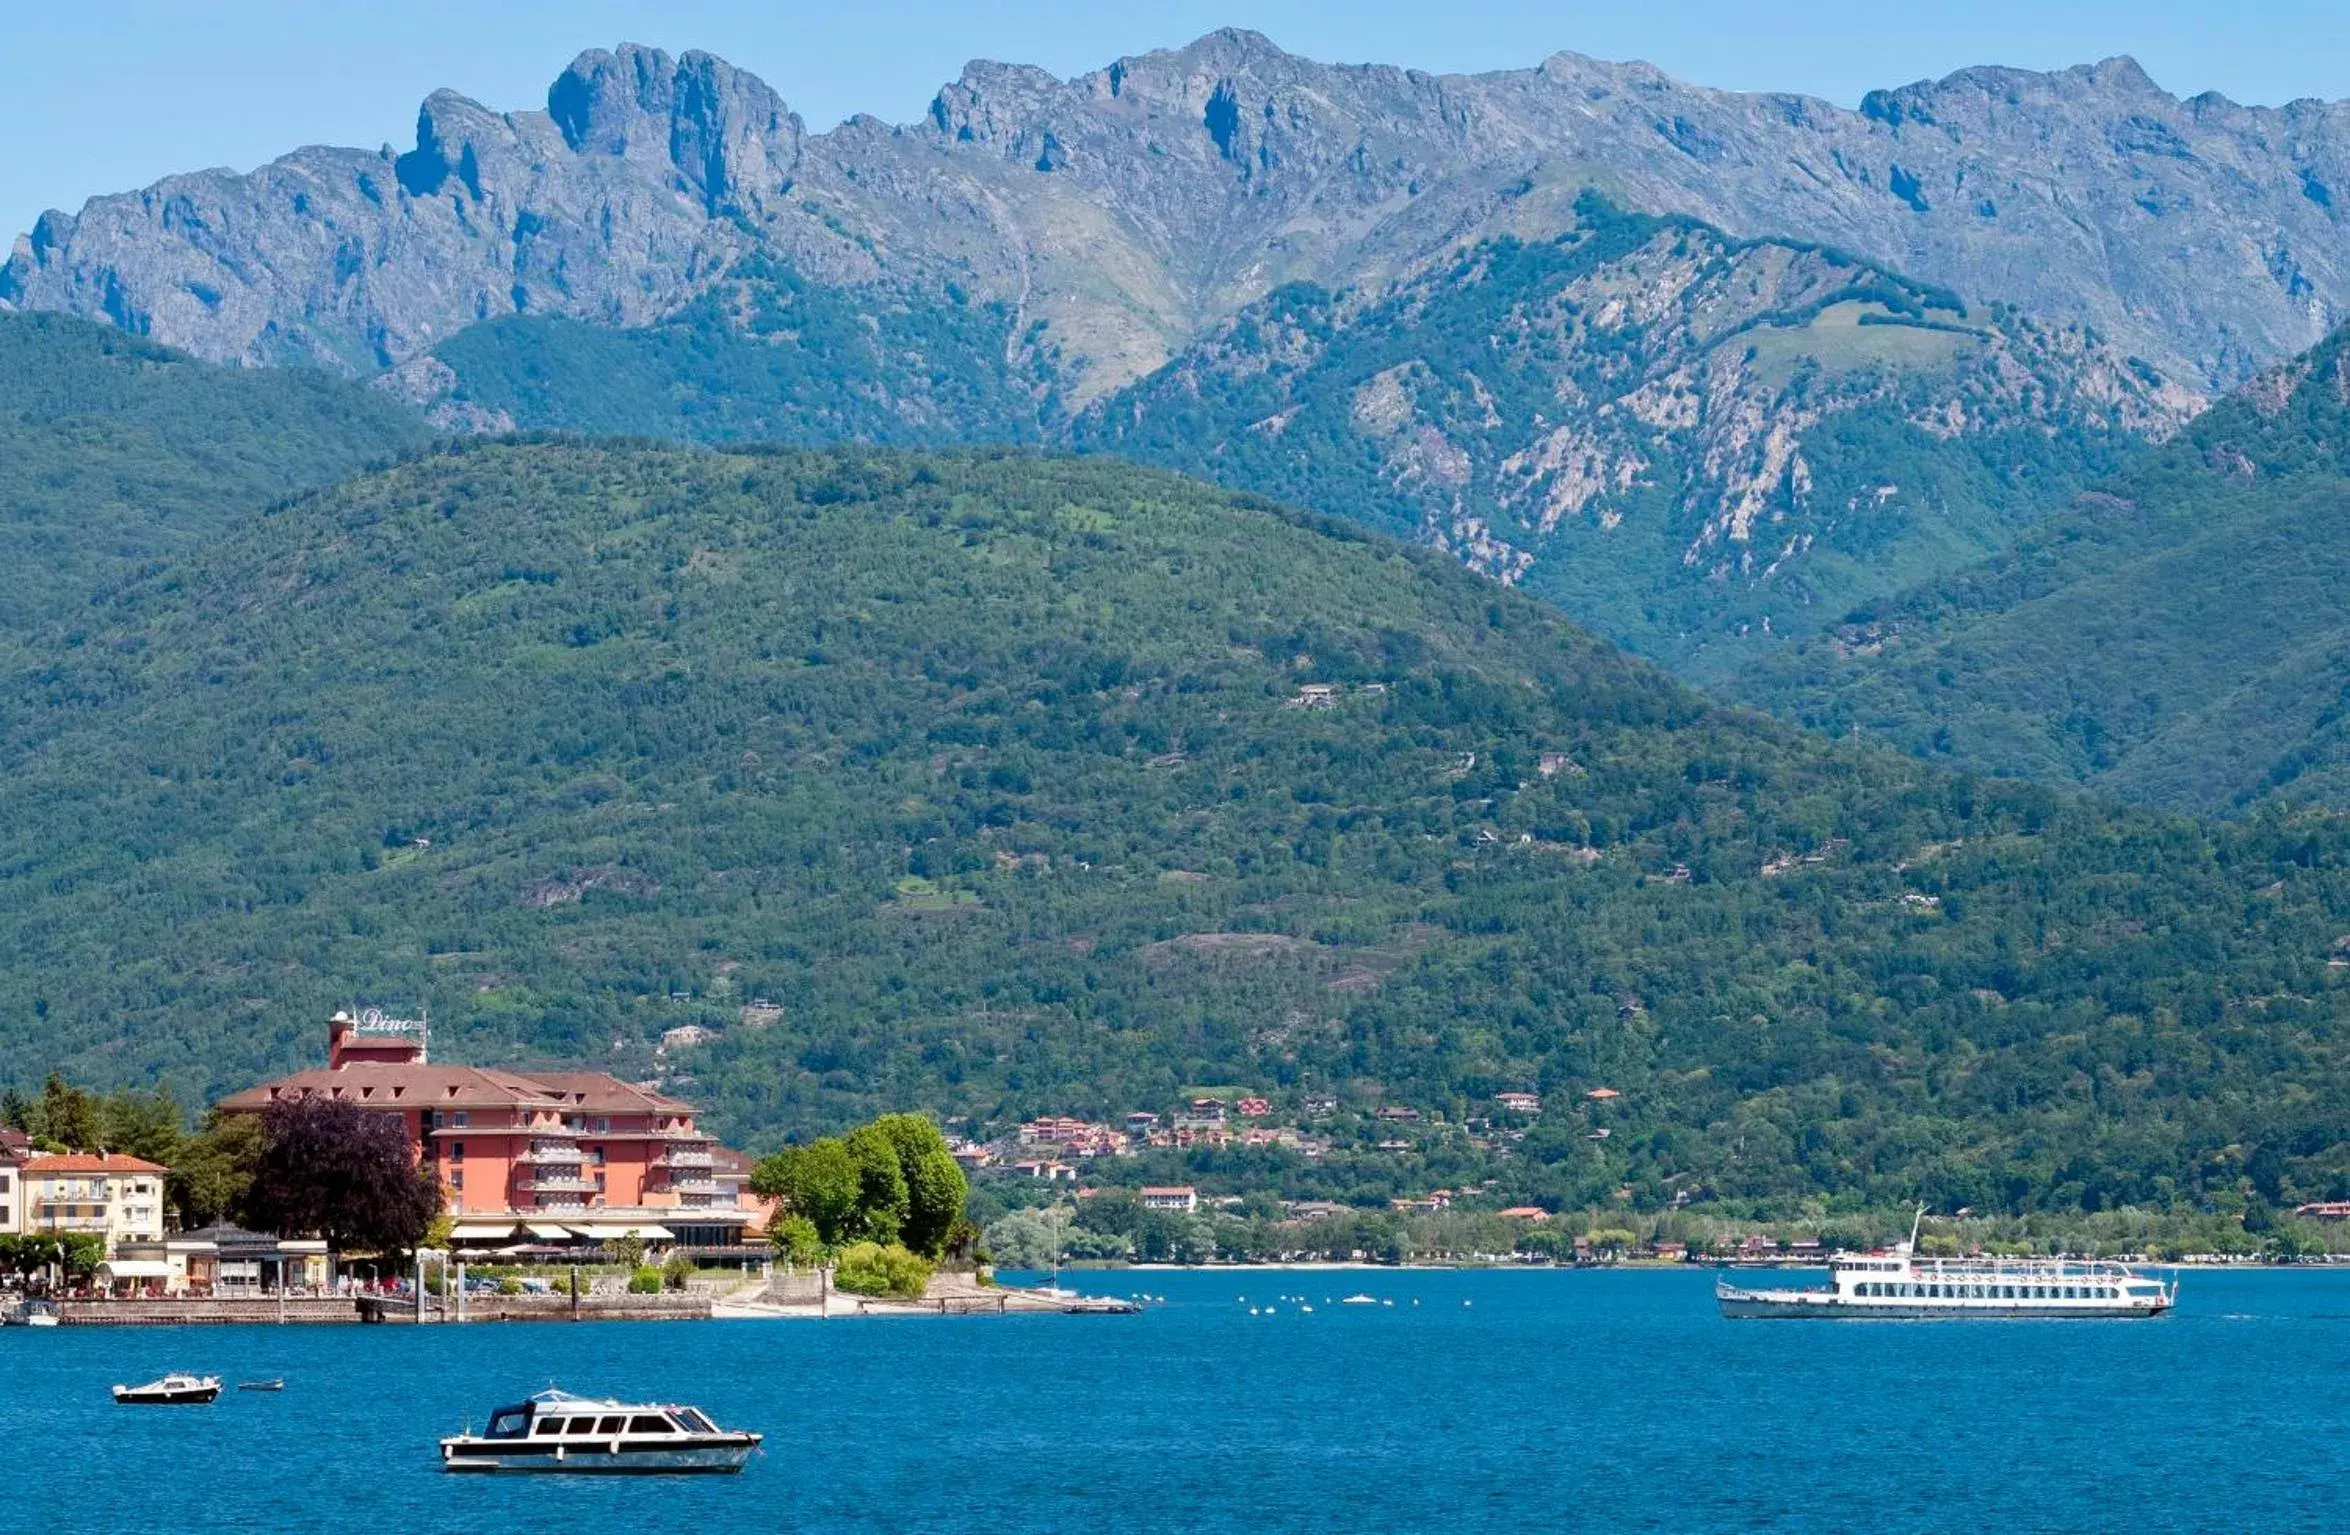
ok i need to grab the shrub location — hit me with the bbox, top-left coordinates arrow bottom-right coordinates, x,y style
626,1267 -> 664,1295
772,1215 -> 823,1270
661,1251 -> 697,1290
497,1275 -> 522,1296
832,1241 -> 933,1299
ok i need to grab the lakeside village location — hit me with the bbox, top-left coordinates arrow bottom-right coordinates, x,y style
959,1089 -> 2350,1269
6,1011 -> 2343,1321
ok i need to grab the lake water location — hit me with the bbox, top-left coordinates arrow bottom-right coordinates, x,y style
5,1266 -> 2343,1533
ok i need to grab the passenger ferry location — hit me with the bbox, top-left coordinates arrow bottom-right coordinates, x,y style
440,1388 -> 761,1473
1716,1210 -> 2178,1320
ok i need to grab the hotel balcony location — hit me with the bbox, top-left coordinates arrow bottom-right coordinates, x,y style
34,1214 -> 112,1232
519,1142 -> 586,1164
657,1147 -> 715,1169
663,1173 -> 719,1192
520,1171 -> 595,1192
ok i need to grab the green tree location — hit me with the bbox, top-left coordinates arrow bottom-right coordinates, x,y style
608,1233 -> 647,1270
751,1140 -> 864,1247
872,1113 -> 968,1257
168,1111 -> 263,1227
38,1074 -> 98,1152
841,1124 -> 911,1245
57,1232 -> 105,1281
100,1085 -> 186,1165
770,1215 -> 823,1269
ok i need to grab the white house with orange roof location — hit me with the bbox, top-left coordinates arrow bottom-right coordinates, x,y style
18,1152 -> 168,1248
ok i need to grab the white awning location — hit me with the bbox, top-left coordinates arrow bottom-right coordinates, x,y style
626,1225 -> 675,1241
525,1223 -> 573,1240
99,1260 -> 172,1280
572,1223 -> 631,1239
449,1222 -> 518,1241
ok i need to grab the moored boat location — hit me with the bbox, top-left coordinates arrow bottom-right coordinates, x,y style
439,1388 -> 761,1473
113,1373 -> 222,1404
1716,1209 -> 2177,1320
4,1299 -> 59,1327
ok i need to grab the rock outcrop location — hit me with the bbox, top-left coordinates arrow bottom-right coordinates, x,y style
6,33 -> 2348,392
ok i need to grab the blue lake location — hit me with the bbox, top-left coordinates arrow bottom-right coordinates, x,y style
4,1266 -> 2343,1533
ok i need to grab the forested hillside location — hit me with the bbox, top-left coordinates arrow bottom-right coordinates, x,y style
1,443 -> 2348,1215
405,197 -> 2189,675
1737,326 -> 2350,810
0,313 -> 429,623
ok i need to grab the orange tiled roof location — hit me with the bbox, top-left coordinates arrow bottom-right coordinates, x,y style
21,1152 -> 168,1174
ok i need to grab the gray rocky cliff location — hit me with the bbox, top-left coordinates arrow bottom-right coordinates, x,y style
7,31 -> 2346,391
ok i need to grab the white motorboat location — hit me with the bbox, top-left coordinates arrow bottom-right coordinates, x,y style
5,1299 -> 59,1327
440,1388 -> 761,1473
113,1373 -> 222,1404
1716,1209 -> 2177,1320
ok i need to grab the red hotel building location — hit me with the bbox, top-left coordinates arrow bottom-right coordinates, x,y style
218,1010 -> 770,1251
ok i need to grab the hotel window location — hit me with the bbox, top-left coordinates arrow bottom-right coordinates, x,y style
451,1142 -> 465,1162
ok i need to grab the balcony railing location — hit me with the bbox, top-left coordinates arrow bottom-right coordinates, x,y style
664,1174 -> 719,1192
658,1149 -> 715,1169
520,1142 -> 586,1163
520,1172 -> 594,1192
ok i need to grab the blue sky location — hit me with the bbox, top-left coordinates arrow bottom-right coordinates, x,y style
7,1 -> 2346,244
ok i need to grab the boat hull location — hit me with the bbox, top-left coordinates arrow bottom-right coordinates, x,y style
441,1437 -> 759,1474
1717,1289 -> 2168,1320
113,1386 -> 222,1404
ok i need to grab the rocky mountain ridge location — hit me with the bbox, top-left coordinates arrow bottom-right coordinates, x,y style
7,32 -> 2349,394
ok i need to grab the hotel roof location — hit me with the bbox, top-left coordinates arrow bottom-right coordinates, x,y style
216,1063 -> 700,1117
216,1064 -> 570,1112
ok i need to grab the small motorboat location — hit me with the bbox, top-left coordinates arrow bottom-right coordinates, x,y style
1340,1294 -> 1378,1305
113,1373 -> 221,1405
238,1379 -> 286,1392
3,1299 -> 59,1327
440,1388 -> 761,1473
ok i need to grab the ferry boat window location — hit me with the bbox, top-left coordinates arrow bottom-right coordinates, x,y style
675,1409 -> 718,1433
486,1410 -> 529,1439
628,1415 -> 674,1435
533,1418 -> 567,1437
595,1415 -> 625,1435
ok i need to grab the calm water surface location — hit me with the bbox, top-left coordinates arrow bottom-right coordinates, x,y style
4,1266 -> 2343,1532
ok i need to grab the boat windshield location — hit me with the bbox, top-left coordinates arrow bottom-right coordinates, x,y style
674,1408 -> 718,1433
485,1408 -> 531,1440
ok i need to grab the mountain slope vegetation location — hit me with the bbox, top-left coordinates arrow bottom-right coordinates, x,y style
0,312 -> 428,622
1737,327 -> 2350,810
3,443 -> 2350,1216
401,196 -> 2190,675
1076,196 -> 2191,674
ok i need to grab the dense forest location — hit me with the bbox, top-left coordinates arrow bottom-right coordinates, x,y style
0,443 -> 2345,1219
0,312 -> 428,625
1736,325 -> 2350,811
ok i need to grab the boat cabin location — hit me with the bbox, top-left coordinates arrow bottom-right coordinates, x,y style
483,1392 -> 722,1442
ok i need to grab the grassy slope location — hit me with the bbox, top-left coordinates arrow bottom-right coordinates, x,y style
1735,330 -> 2350,810
2,442 -> 2348,1214
0,312 -> 429,623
